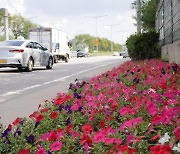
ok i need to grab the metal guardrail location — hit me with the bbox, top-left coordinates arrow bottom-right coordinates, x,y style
156,0 -> 180,45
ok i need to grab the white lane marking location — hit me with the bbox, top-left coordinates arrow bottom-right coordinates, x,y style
0,61 -> 118,102
0,85 -> 41,97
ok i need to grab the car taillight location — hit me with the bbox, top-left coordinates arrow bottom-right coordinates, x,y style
9,49 -> 24,53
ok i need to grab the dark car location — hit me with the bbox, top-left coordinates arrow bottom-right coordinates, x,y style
77,50 -> 89,58
120,52 -> 129,58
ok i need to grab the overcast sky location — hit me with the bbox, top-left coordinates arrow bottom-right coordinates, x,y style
2,0 -> 136,44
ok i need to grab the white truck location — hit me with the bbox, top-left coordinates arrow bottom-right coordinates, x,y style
29,27 -> 71,63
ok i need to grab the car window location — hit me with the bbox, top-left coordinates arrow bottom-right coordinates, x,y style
26,42 -> 34,48
34,42 -> 43,50
0,40 -> 25,46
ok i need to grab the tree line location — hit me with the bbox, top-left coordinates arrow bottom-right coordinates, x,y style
0,13 -> 38,41
71,34 -> 122,52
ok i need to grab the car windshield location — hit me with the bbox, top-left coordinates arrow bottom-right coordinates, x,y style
0,40 -> 25,46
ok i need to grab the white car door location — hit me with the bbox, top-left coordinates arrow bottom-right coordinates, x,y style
32,42 -> 41,66
36,42 -> 49,66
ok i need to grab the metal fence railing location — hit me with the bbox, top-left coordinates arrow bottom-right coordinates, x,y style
156,0 -> 180,46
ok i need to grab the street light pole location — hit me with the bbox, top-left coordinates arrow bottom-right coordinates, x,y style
85,15 -> 107,52
136,0 -> 141,33
1,8 -> 9,40
107,24 -> 120,52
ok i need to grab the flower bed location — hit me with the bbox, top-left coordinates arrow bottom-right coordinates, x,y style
0,59 -> 179,153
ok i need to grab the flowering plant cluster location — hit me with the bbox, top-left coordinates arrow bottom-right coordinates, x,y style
0,59 -> 179,154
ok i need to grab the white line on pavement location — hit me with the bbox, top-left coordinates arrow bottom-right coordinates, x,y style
0,61 -> 118,103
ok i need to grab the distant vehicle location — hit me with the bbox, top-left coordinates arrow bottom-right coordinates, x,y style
29,27 -> 71,63
113,52 -> 119,56
120,52 -> 129,58
0,40 -> 53,72
77,50 -> 89,58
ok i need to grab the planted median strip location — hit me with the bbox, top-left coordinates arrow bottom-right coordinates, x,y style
0,59 -> 179,153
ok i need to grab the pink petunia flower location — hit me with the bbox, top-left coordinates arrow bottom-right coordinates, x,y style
71,131 -> 80,137
36,147 -> 45,154
104,138 -> 114,145
119,107 -> 131,116
174,126 -> 180,140
71,100 -> 81,111
119,117 -> 143,131
50,141 -> 62,152
93,133 -> 105,143
147,101 -> 158,116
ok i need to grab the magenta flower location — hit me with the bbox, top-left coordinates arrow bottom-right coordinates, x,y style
50,141 -> 62,152
104,138 -> 114,145
119,107 -> 131,116
146,101 -> 158,116
93,133 -> 105,143
119,117 -> 143,131
36,147 -> 45,154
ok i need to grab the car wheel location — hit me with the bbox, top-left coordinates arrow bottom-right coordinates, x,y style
65,54 -> 69,63
26,58 -> 33,72
54,56 -> 58,63
46,57 -> 53,69
17,67 -> 23,71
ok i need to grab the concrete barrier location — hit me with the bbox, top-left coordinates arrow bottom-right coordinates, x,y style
161,40 -> 180,65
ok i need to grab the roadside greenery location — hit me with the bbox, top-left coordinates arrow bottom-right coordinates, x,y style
0,59 -> 179,153
0,12 -> 38,40
141,0 -> 159,31
126,31 -> 160,60
127,0 -> 160,60
72,34 -> 122,52
90,51 -> 113,56
9,14 -> 38,39
132,0 -> 159,32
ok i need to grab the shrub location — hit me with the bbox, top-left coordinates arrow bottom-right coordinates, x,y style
126,31 -> 161,60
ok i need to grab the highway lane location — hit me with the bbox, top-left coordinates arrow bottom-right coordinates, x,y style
0,56 -> 129,126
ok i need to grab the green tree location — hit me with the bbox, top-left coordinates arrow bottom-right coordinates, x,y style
0,11 -> 3,26
141,0 -> 159,31
9,14 -> 38,39
73,34 -> 121,52
0,10 -> 4,40
131,0 -> 159,32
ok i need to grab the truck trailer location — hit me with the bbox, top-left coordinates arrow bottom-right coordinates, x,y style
29,27 -> 71,63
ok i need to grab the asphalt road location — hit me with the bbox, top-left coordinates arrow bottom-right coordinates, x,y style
0,56 -> 129,126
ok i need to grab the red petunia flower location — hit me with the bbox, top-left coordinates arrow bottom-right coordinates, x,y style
66,123 -> 73,133
35,114 -> 44,122
40,108 -> 49,113
149,144 -> 171,154
111,103 -> 117,111
12,117 -> 21,126
19,148 -> 30,154
49,131 -> 57,141
80,133 -> 92,147
82,123 -> 93,134
29,111 -> 38,119
110,145 -> 137,154
50,111 -> 59,119
99,120 -> 105,128
150,134 -> 160,141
